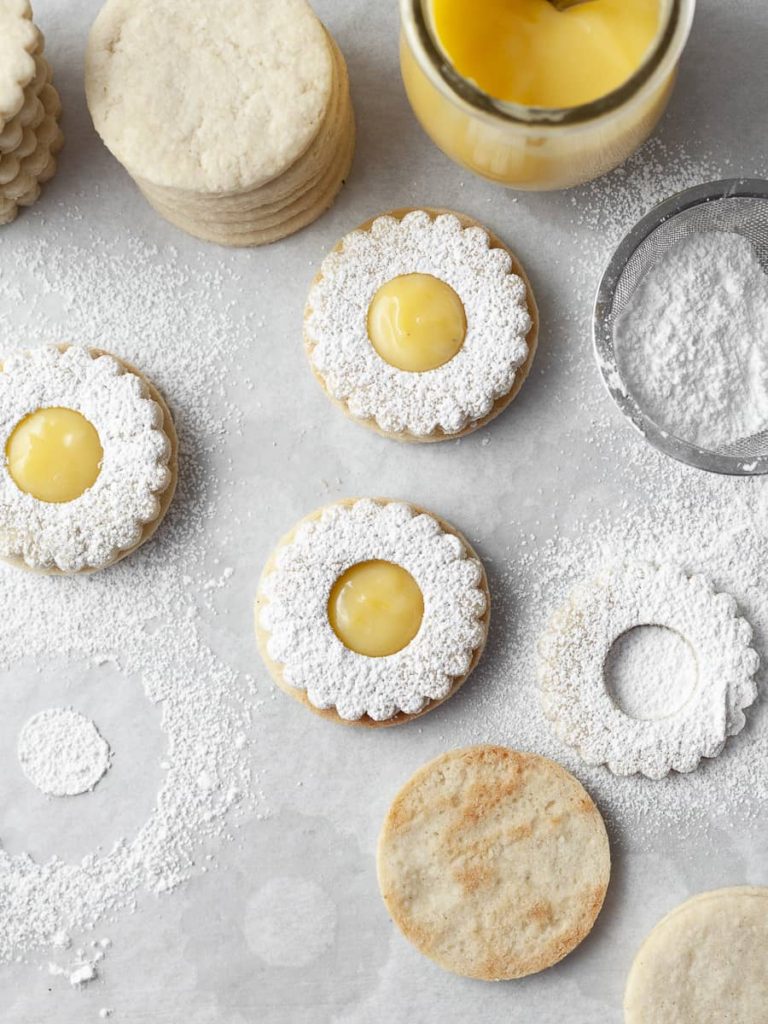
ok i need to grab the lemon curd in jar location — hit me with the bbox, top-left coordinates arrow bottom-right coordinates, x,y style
400,0 -> 695,190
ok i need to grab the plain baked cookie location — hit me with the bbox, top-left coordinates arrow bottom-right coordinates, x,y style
624,887 -> 768,1022
0,7 -> 64,226
304,208 -> 539,442
85,0 -> 354,245
377,745 -> 610,979
0,0 -> 39,131
255,498 -> 490,728
0,345 -> 177,574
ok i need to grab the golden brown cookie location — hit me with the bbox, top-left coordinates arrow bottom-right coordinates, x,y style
377,745 -> 610,979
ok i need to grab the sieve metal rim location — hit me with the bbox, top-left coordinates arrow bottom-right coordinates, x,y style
593,178 -> 768,477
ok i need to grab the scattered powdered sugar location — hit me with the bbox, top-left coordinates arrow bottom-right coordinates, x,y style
49,954 -> 100,987
467,460 -> 768,843
0,205 -> 260,975
614,231 -> 768,450
18,707 -> 111,796
538,561 -> 758,779
0,458 -> 253,969
259,499 -> 487,721
440,131 -> 768,842
306,211 -> 531,437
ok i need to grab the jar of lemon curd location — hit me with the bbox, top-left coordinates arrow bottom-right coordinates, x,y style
400,0 -> 696,191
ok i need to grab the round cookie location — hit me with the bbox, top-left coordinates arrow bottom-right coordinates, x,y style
304,208 -> 539,442
255,498 -> 491,728
140,113 -> 355,247
85,0 -> 354,245
132,35 -> 352,217
377,746 -> 610,980
0,345 -> 178,575
85,0 -> 333,194
624,887 -> 768,1023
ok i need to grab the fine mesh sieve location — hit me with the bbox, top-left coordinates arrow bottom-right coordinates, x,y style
593,179 -> 768,476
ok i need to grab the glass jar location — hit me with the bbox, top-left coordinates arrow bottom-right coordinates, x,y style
400,0 -> 696,191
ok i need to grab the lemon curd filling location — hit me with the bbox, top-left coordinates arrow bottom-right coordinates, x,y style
367,273 -> 467,372
430,0 -> 662,109
328,559 -> 425,658
6,407 -> 103,503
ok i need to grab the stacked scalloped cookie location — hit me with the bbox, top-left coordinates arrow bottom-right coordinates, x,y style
0,0 -> 63,226
85,0 -> 354,247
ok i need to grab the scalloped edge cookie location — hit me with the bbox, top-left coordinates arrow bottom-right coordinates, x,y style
0,345 -> 178,576
304,207 -> 539,443
254,498 -> 491,728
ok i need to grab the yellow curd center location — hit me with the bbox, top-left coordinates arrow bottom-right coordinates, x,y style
328,560 -> 424,658
430,0 -> 662,109
367,273 -> 467,372
6,407 -> 103,503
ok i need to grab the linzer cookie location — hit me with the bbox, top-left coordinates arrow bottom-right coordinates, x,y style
0,346 -> 177,574
304,209 -> 538,441
255,498 -> 490,726
85,0 -> 355,246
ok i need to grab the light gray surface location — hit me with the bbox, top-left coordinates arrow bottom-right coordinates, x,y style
2,0 -> 768,1021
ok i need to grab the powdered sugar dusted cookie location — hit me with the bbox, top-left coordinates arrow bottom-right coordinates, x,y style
0,346 -> 177,573
377,746 -> 610,980
624,887 -> 768,1023
255,498 -> 490,726
538,561 -> 759,779
305,209 -> 538,441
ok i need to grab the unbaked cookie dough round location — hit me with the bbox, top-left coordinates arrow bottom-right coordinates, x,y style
624,887 -> 768,1023
304,208 -> 538,441
377,745 -> 610,980
538,561 -> 759,779
255,498 -> 490,727
0,345 -> 178,574
85,0 -> 354,245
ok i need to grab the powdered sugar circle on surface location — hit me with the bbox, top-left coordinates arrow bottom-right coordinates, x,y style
538,561 -> 758,779
259,499 -> 487,721
306,211 -> 531,437
615,231 -> 768,450
18,708 -> 111,796
0,346 -> 172,572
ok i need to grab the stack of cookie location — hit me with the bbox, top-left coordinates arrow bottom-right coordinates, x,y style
0,0 -> 64,226
85,0 -> 355,247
